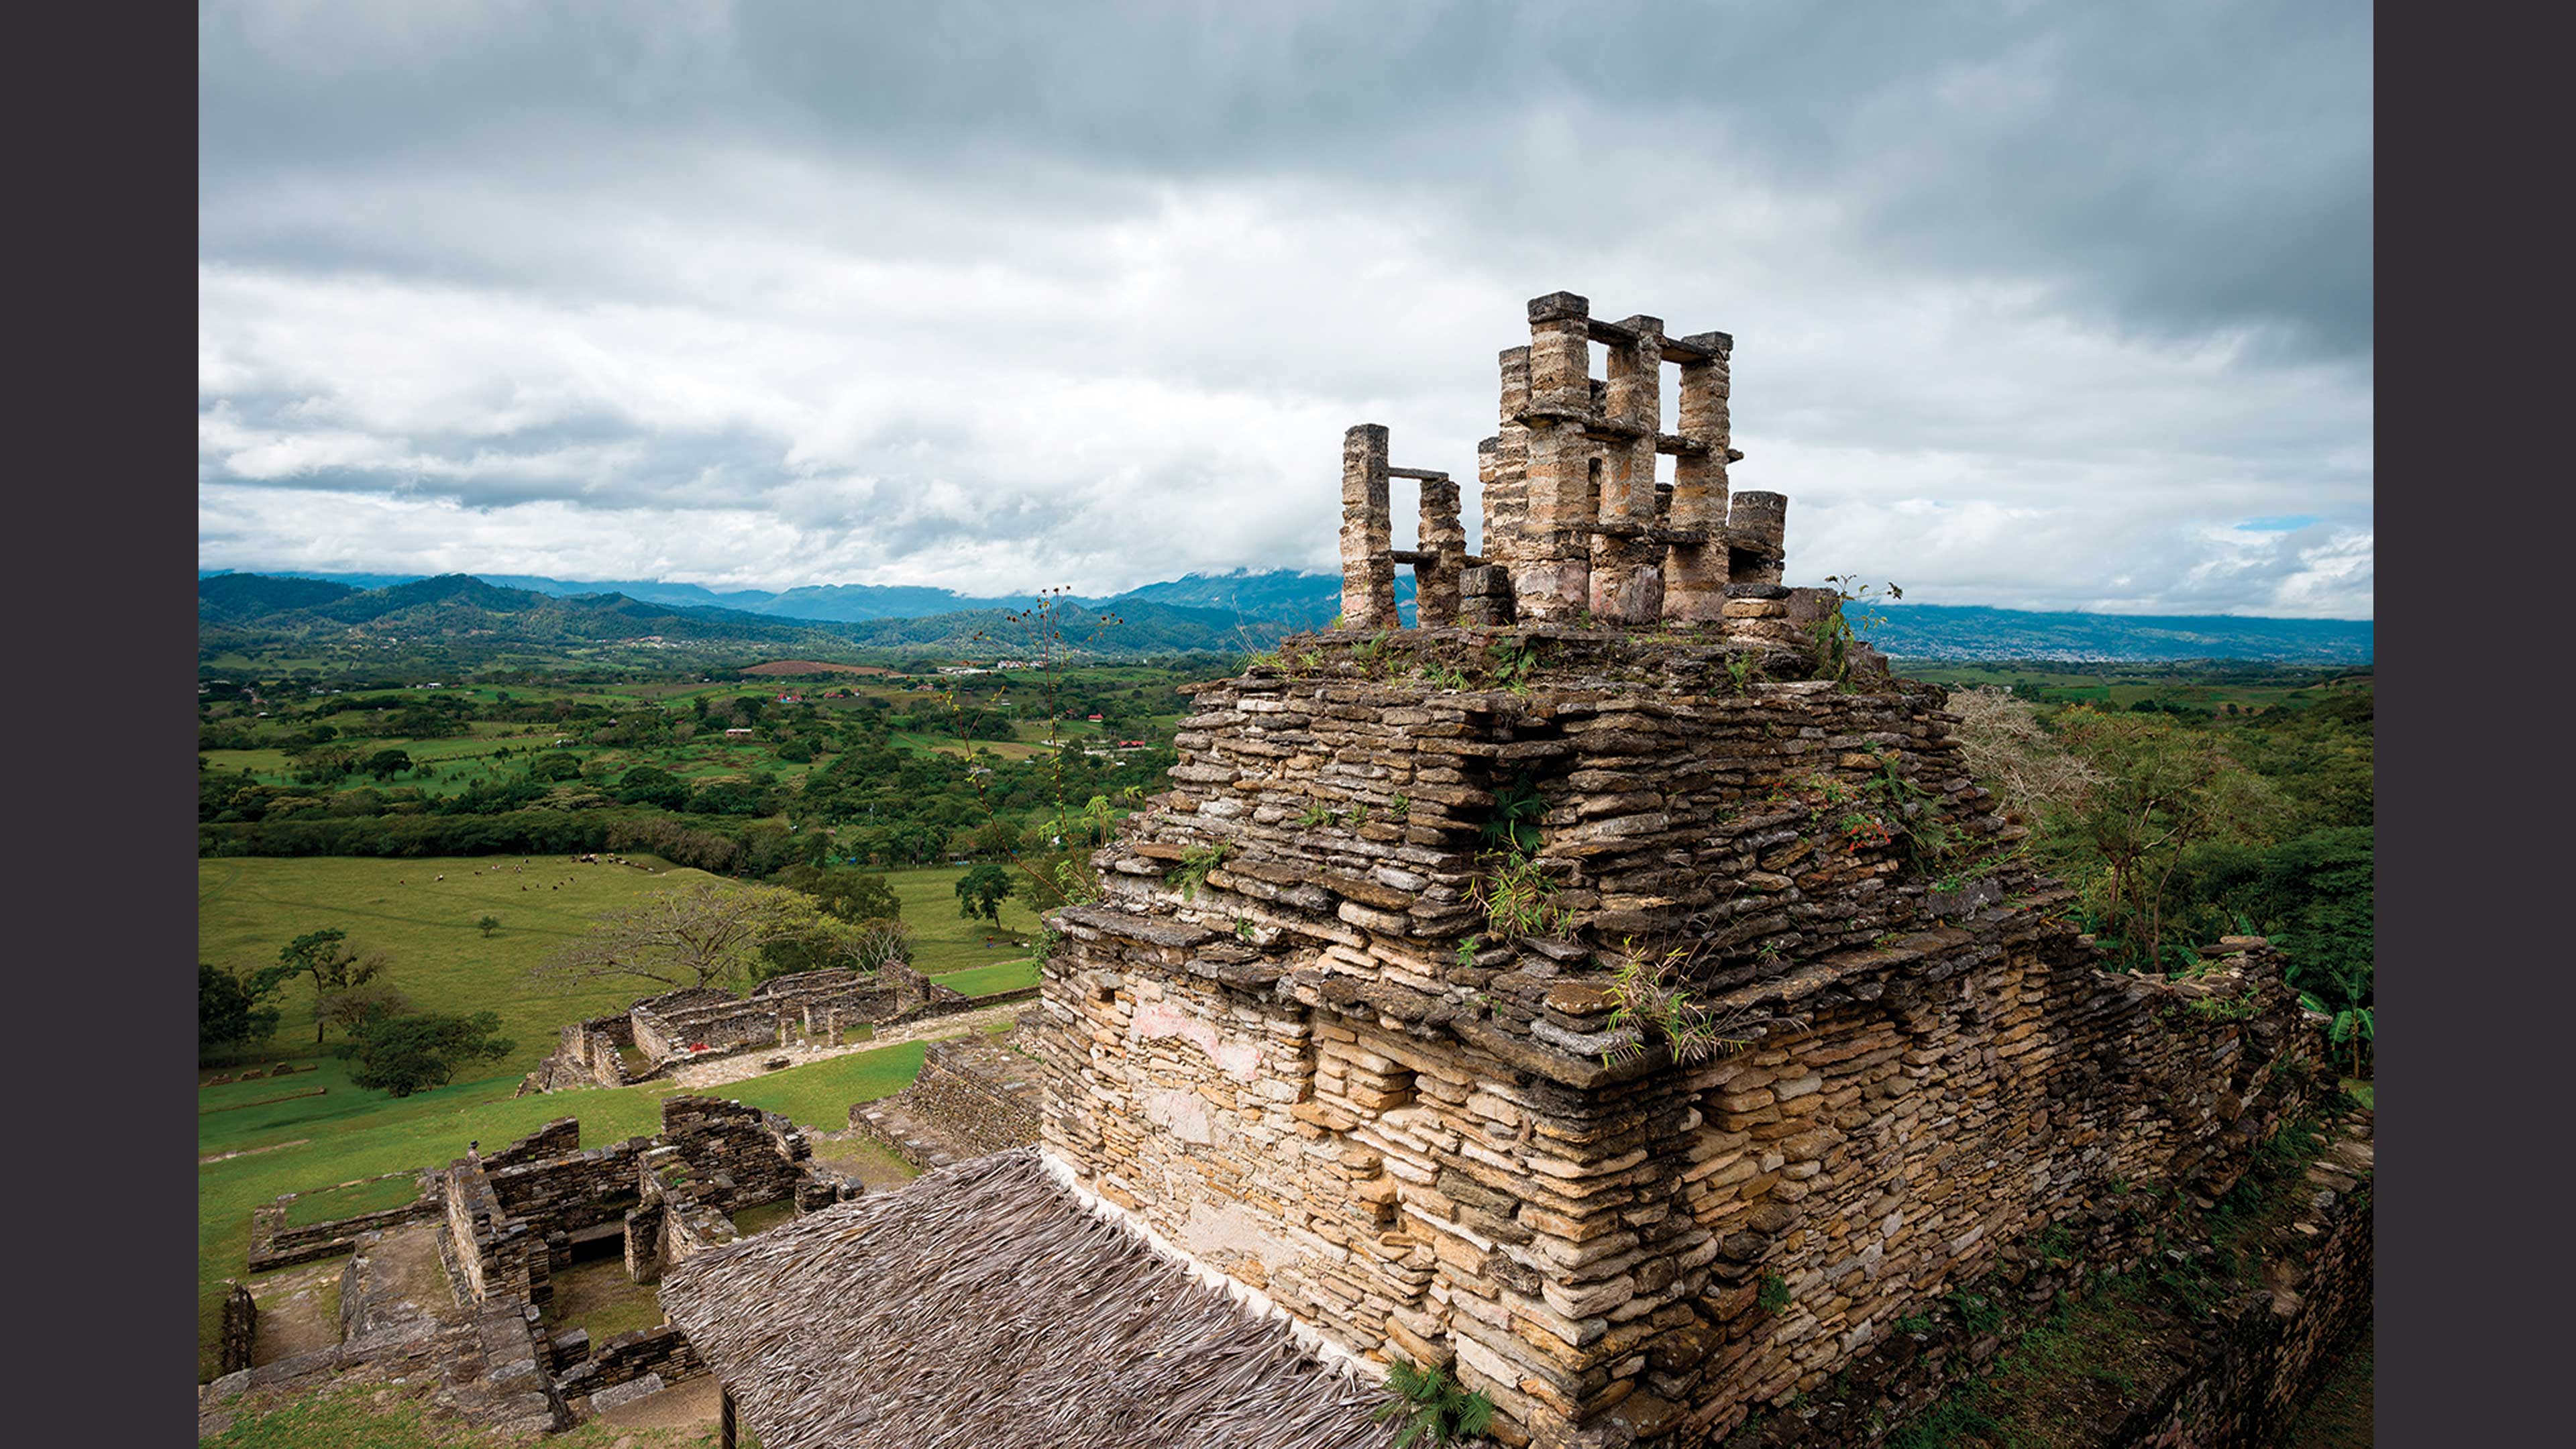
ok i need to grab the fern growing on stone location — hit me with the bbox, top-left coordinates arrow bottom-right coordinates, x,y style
1373,1358 -> 1495,1448
1173,841 -> 1229,900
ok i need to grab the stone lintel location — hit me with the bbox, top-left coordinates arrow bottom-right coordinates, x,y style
1387,466 -> 1452,482
1528,290 -> 1591,323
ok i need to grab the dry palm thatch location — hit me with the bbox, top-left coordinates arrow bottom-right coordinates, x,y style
659,1148 -> 1401,1449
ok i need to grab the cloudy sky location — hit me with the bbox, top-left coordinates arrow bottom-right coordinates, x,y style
199,1 -> 2373,618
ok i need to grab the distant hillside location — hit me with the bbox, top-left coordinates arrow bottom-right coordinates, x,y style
196,573 -> 364,621
197,566 -> 1410,629
198,569 -> 2370,672
1862,605 -> 2372,665
196,572 -> 1299,674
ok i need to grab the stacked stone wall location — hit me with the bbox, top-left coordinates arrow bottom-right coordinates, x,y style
442,1157 -> 549,1315
616,967 -> 965,1079
658,1095 -> 808,1212
1042,911 -> 2326,1446
905,1036 -> 1044,1155
485,1117 -> 584,1167
555,1324 -> 706,1400
487,1140 -> 648,1235
529,1018 -> 636,1092
220,1284 -> 257,1375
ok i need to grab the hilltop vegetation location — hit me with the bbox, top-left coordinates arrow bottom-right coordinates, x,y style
1941,665 -> 2374,1046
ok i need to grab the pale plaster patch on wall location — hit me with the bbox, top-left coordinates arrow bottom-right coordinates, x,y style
1132,998 -> 1263,1082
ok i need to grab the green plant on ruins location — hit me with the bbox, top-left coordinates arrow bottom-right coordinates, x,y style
1601,938 -> 1758,1069
1480,772 -> 1548,853
1482,635 -> 1538,693
1806,574 -> 1901,686
1756,1271 -> 1792,1313
2301,979 -> 2375,1079
1352,629 -> 1395,678
1722,649 -> 1764,696
1470,849 -> 1573,941
1371,1358 -> 1495,1449
1173,841 -> 1230,900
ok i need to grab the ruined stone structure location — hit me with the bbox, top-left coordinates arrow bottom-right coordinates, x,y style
526,961 -> 977,1092
652,292 -> 2365,1449
1021,294 -> 2354,1446
209,1095 -> 863,1438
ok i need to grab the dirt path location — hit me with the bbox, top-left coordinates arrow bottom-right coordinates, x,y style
201,1137 -> 310,1165
667,1000 -> 1029,1091
250,1259 -> 345,1366
803,1130 -> 924,1191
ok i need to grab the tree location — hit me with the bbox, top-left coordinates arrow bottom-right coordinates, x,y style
527,751 -> 583,782
612,765 -> 691,810
317,981 -> 411,1037
966,814 -> 1026,861
478,915 -> 502,938
771,863 -> 902,925
363,748 -> 414,780
199,964 -> 281,1059
339,1011 -> 515,1097
539,880 -> 857,991
955,861 -> 1015,925
258,928 -> 394,1045
2046,710 -> 2275,973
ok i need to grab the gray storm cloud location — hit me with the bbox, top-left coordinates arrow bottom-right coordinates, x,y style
197,1 -> 2372,617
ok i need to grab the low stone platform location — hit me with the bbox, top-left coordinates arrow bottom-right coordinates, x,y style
199,1221 -> 565,1440
846,1032 -> 1042,1171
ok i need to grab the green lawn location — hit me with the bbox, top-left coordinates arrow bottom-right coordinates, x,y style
884,864 -> 1046,975
720,1038 -> 931,1130
198,855 -> 722,1076
930,959 -> 1041,997
280,1171 -> 423,1229
205,1381 -> 753,1448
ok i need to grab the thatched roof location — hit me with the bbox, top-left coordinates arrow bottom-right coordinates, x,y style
659,1148 -> 1399,1449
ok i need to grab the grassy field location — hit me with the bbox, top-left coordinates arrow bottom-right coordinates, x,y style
720,1039 -> 932,1129
930,959 -> 1041,997
199,855 -> 724,1076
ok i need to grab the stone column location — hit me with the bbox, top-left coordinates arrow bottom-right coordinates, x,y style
1513,293 -> 1596,621
1727,491 -> 1788,586
1416,474 -> 1466,627
1339,423 -> 1398,629
1483,347 -> 1532,573
1591,315 -> 1664,624
1664,332 -> 1733,623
